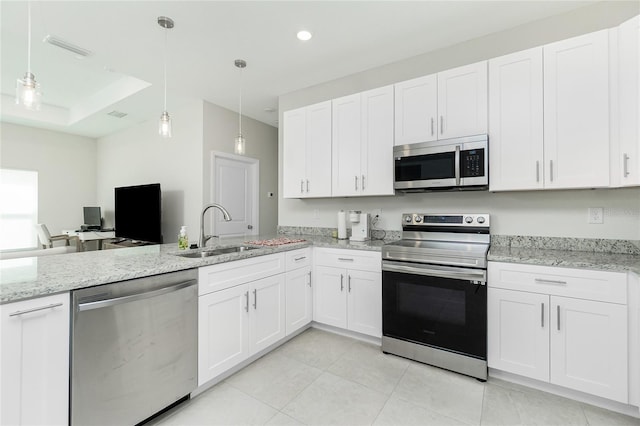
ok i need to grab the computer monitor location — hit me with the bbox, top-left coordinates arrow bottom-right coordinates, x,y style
83,207 -> 101,229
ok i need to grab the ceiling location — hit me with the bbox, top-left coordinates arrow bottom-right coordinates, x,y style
1,1 -> 595,139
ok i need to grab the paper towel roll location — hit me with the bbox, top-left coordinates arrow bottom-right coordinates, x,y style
338,210 -> 347,240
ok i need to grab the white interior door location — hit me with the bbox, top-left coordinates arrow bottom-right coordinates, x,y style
211,152 -> 259,237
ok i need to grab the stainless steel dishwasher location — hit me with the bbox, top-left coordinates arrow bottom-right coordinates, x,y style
70,269 -> 198,426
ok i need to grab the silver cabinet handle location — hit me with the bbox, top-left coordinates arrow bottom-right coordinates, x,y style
338,257 -> 354,262
306,179 -> 310,193
9,302 -> 63,317
354,176 -> 358,191
557,305 -> 560,331
308,271 -> 312,287
536,161 -> 540,183
294,256 -> 306,261
454,145 -> 461,186
430,117 -> 434,136
348,275 -> 352,292
623,153 -> 630,178
549,160 -> 554,182
541,302 -> 545,328
253,288 -> 257,310
362,175 -> 365,190
340,274 -> 344,291
440,116 -> 444,134
300,180 -> 304,193
245,291 -> 249,312
535,278 -> 567,285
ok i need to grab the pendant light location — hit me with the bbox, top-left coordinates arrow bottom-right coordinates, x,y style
16,1 -> 42,110
234,59 -> 247,155
158,16 -> 174,138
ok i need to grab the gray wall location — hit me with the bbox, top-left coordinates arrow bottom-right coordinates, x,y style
278,1 -> 640,240
0,123 -> 97,239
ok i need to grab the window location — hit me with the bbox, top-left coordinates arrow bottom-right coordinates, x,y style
0,169 -> 38,250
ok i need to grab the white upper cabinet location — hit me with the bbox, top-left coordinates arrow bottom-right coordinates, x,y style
332,85 -> 394,197
543,29 -> 610,189
438,61 -> 488,139
394,61 -> 488,145
282,101 -> 332,198
394,74 -> 438,145
615,15 -> 640,186
489,47 -> 544,191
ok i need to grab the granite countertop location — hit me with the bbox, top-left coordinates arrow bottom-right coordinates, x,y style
0,234 -> 388,304
488,245 -> 640,275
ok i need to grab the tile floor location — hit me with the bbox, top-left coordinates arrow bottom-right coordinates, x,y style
151,328 -> 640,426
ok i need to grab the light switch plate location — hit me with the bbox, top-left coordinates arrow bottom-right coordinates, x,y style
588,207 -> 604,224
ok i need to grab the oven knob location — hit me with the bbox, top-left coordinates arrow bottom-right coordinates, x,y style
465,216 -> 473,223
414,216 -> 422,223
404,215 -> 412,223
477,216 -> 486,224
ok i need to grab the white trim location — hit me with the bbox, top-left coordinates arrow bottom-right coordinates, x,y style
209,151 -> 260,236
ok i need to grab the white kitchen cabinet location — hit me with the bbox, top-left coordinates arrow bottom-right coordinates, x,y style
283,101 -> 332,198
543,29 -> 610,188
394,74 -> 438,145
332,86 -> 394,197
488,261 -> 629,403
285,248 -> 313,336
438,61 -> 488,139
314,248 -> 382,338
1,293 -> 69,426
248,274 -> 286,354
614,15 -> 640,186
489,47 -> 544,191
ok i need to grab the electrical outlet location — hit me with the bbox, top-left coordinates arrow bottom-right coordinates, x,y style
588,207 -> 604,224
371,208 -> 382,218
313,209 -> 320,219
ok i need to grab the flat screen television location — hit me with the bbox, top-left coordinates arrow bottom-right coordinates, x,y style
114,183 -> 162,243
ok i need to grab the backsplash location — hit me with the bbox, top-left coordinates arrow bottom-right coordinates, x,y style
277,226 -> 401,241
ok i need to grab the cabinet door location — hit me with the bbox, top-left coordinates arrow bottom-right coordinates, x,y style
249,274 -> 286,355
332,94 -> 361,196
550,296 -> 628,403
361,85 -> 394,196
198,284 -> 249,385
285,266 -> 313,335
487,288 -> 549,381
543,30 -> 610,188
306,101 -> 333,197
489,47 -> 544,191
283,107 -> 307,198
618,15 -> 640,186
394,74 -> 438,145
346,269 -> 382,338
437,61 -> 488,139
1,293 -> 69,426
313,265 -> 347,328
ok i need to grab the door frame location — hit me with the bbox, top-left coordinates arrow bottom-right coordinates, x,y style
209,151 -> 260,236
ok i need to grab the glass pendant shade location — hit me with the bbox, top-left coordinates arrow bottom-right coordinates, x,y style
234,134 -> 246,155
159,111 -> 172,138
16,72 -> 41,111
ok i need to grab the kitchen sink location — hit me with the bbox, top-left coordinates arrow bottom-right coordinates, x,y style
176,245 -> 258,258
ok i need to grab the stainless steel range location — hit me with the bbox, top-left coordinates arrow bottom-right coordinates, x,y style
381,213 -> 490,380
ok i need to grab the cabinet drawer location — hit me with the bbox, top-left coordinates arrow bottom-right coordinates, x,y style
314,248 -> 381,272
285,248 -> 312,271
199,253 -> 285,296
488,262 -> 627,304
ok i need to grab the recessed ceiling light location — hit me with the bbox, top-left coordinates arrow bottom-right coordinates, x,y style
264,107 -> 276,113
296,30 -> 312,41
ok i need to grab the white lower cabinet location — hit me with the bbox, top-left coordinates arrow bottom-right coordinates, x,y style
249,274 -> 286,354
488,261 -> 629,403
313,248 -> 381,338
1,293 -> 70,426
285,265 -> 312,335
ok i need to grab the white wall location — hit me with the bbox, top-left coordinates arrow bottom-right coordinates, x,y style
0,123 -> 97,235
203,101 -> 279,236
96,99 -> 204,243
278,1 -> 640,240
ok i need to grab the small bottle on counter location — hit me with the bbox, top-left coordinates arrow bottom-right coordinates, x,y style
178,226 -> 189,250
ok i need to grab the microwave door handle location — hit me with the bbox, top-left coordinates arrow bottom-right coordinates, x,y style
455,145 -> 461,186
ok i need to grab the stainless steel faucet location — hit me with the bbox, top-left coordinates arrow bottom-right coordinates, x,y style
199,203 -> 232,248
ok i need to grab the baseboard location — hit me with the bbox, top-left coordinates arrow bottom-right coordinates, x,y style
310,322 -> 382,346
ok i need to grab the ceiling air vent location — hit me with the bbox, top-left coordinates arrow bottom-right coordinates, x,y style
44,35 -> 92,57
107,110 -> 128,119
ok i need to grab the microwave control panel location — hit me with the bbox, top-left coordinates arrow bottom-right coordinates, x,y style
461,149 -> 485,177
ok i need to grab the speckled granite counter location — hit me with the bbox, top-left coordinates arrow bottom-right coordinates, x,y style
0,234 -> 388,304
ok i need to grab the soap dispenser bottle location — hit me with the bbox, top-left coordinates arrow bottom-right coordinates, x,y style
178,226 -> 189,250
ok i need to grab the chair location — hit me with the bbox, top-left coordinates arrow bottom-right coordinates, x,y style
35,224 -> 80,251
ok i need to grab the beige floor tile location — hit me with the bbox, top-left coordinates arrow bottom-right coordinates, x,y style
581,403 -> 640,426
328,340 -> 409,395
265,412 -> 307,425
274,328 -> 356,370
282,372 -> 388,425
225,351 -> 322,409
392,362 -> 485,425
373,393 -> 470,426
481,383 -> 524,426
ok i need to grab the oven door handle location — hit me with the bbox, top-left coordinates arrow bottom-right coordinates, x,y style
383,261 -> 486,283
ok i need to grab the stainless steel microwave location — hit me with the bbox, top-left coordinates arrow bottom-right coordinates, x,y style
394,134 -> 488,191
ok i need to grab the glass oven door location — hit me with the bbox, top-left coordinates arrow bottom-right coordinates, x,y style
382,261 -> 487,359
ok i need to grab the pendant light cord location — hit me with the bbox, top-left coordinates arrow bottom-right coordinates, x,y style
238,66 -> 243,135
163,27 -> 167,111
27,1 -> 32,73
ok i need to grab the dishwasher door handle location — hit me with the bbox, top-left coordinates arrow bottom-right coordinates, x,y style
78,279 -> 197,312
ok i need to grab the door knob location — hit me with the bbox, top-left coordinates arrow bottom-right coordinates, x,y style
247,225 -> 253,230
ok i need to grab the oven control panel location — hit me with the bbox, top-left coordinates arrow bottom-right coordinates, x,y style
402,213 -> 490,228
